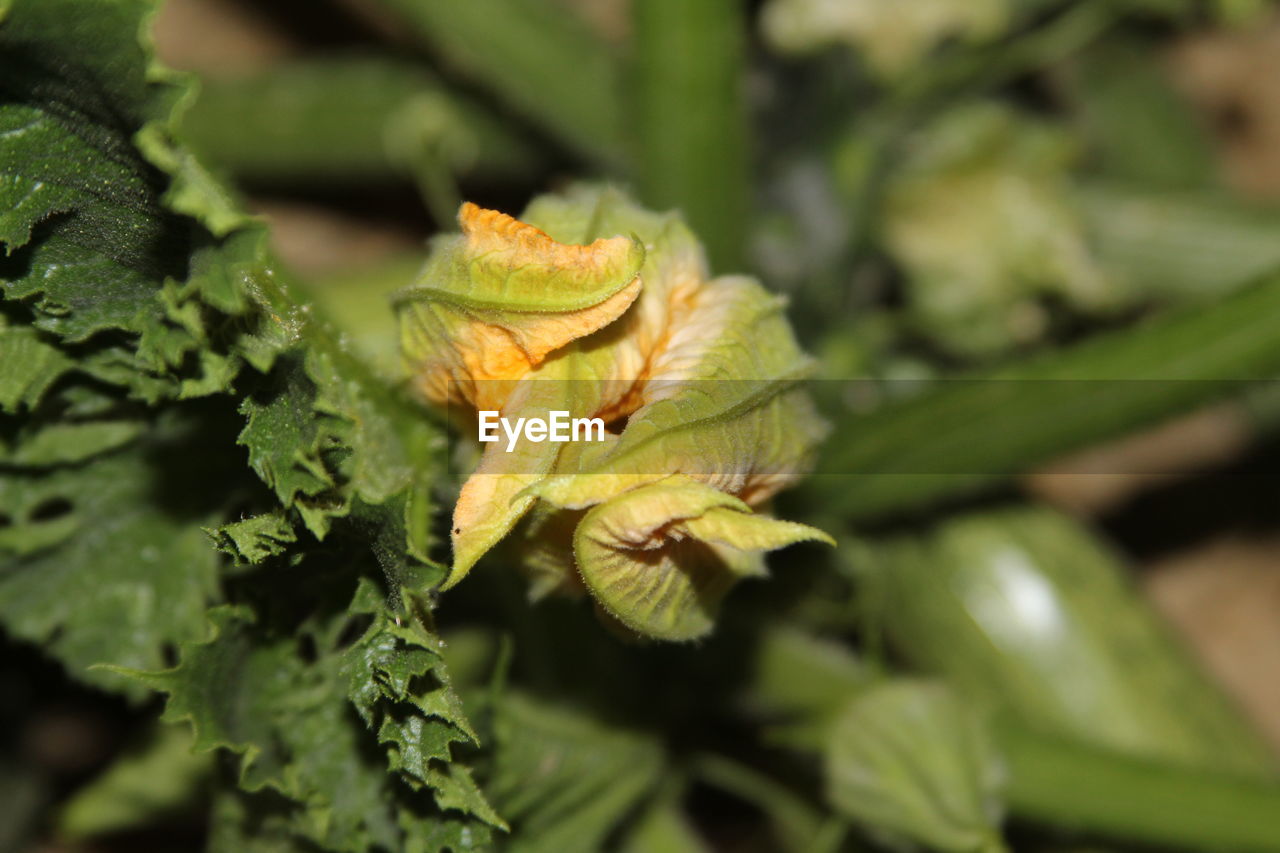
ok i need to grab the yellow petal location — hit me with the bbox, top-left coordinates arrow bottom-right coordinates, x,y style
533,276 -> 826,510
397,202 -> 645,410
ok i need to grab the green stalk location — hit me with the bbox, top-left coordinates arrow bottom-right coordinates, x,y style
999,723 -> 1280,852
633,0 -> 750,272
369,0 -> 626,166
181,58 -> 541,188
809,270 -> 1280,521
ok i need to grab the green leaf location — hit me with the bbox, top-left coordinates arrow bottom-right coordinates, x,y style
825,680 -> 1007,853
486,691 -> 665,853
207,511 -> 298,565
851,506 -> 1274,775
237,357 -> 343,537
999,722 -> 1280,852
58,724 -> 210,840
236,343 -> 447,543
747,627 -> 873,746
620,793 -> 709,853
0,418 -> 144,466
811,267 -> 1280,520
0,0 -> 266,406
180,57 -> 542,188
694,755 -> 842,853
1067,41 -> 1216,189
1082,182 -> 1280,301
207,786 -> 332,853
343,580 -> 497,826
0,407 -> 231,697
371,0 -> 626,164
884,104 -> 1112,357
124,581 -> 500,852
0,0 -> 189,342
0,3 -> 473,851
0,323 -> 72,412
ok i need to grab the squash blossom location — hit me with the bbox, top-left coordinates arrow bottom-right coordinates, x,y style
396,186 -> 833,640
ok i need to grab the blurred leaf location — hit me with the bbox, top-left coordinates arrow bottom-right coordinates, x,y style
0,323 -> 72,412
58,724 -> 210,840
1082,183 -> 1280,301
825,680 -> 1007,853
182,57 -> 542,188
885,104 -> 1112,356
762,0 -> 1010,78
206,788 -> 317,853
0,759 -> 48,853
811,267 -> 1280,519
300,253 -> 426,381
998,723 -> 1280,852
0,418 -> 144,466
1067,42 -> 1216,189
851,506 -> 1275,775
620,796 -> 709,853
370,0 -> 625,164
747,626 -> 872,748
696,755 -> 843,853
486,691 -> 664,852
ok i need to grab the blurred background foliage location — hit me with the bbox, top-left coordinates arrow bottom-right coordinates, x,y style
8,0 -> 1280,851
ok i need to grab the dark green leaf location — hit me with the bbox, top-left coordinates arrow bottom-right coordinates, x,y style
124,582 -> 500,852
0,0 -> 189,342
0,407 -> 232,696
0,323 -> 72,412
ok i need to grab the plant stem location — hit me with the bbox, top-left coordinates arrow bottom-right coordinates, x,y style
999,723 -> 1280,852
810,270 -> 1280,520
633,0 -> 750,272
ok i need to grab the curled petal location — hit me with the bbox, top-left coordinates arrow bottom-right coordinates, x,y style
397,202 -> 644,409
447,445 -> 556,590
574,477 -> 833,641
